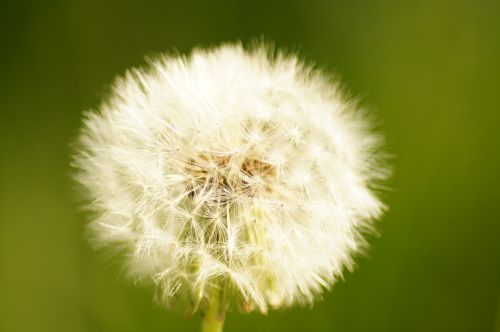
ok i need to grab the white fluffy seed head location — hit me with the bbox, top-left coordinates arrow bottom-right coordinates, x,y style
73,43 -> 389,314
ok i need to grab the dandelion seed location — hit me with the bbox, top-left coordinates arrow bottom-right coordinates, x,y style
73,42 -> 389,332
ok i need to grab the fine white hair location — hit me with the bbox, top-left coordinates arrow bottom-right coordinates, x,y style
73,42 -> 388,313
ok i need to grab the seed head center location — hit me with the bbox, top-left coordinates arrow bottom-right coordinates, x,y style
187,152 -> 276,202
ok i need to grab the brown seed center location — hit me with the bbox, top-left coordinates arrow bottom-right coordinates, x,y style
186,152 -> 276,201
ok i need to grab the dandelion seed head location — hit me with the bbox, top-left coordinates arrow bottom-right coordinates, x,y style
73,42 -> 389,313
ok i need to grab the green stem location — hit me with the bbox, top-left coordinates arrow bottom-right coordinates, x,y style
201,295 -> 225,332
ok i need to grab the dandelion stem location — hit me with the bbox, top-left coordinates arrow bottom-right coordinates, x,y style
201,294 -> 225,332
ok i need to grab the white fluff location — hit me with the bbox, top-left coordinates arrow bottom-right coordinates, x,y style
73,43 -> 388,313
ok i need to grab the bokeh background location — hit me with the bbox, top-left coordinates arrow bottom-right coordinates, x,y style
1,0 -> 499,331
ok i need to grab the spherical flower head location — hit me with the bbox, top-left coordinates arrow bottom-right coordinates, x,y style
73,43 -> 388,314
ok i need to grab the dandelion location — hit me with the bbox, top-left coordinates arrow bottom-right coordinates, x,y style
73,42 -> 388,332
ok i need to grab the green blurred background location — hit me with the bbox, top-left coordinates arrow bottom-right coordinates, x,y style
1,0 -> 499,331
